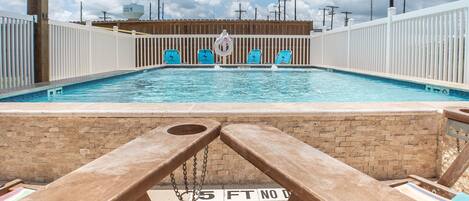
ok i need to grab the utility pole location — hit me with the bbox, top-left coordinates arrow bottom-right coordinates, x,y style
162,1 -> 164,19
255,8 -> 258,20
342,11 -> 352,26
27,0 -> 50,82
283,0 -> 287,21
270,10 -> 277,20
370,0 -> 373,20
294,0 -> 297,20
326,6 -> 339,30
403,0 -> 407,13
321,8 -> 327,27
390,0 -> 394,8
80,1 -> 83,23
149,2 -> 152,20
277,0 -> 281,21
234,3 -> 247,20
156,0 -> 161,20
102,11 -> 108,21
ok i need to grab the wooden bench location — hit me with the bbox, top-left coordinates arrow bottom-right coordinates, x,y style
23,119 -> 221,201
221,124 -> 413,201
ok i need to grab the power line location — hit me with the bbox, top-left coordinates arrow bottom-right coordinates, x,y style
326,6 -> 339,30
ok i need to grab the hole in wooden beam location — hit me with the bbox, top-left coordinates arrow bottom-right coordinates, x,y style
166,124 -> 207,135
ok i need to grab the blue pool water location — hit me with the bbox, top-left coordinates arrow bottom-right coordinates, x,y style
2,68 -> 469,103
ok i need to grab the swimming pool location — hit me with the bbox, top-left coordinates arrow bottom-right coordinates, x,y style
2,67 -> 469,103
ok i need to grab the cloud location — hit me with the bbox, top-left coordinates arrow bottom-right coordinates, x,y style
0,0 -> 458,27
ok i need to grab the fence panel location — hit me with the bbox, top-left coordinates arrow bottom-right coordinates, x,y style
135,34 -> 311,67
0,11 -> 34,90
313,0 -> 469,85
323,29 -> 348,68
49,21 -> 136,81
391,5 -> 468,82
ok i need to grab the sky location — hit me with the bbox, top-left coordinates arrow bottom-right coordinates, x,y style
0,0 -> 458,27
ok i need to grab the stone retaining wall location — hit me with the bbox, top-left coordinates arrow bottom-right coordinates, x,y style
0,113 -> 439,185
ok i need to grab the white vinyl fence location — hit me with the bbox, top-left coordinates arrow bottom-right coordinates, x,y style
0,11 -> 34,90
135,34 -> 311,67
49,21 -> 135,81
311,0 -> 469,84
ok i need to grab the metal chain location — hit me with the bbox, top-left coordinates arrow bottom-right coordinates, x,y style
192,153 -> 198,201
183,162 -> 189,193
170,172 -> 184,201
169,146 -> 210,201
197,146 -> 209,193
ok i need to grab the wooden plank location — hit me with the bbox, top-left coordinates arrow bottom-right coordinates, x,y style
409,175 -> 457,199
0,179 -> 23,195
444,108 -> 469,124
383,178 -> 416,187
437,141 -> 469,187
220,124 -> 413,201
24,119 -> 221,201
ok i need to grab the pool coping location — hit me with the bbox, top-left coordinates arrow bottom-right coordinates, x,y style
316,65 -> 469,93
0,65 -> 469,117
0,102 -> 468,117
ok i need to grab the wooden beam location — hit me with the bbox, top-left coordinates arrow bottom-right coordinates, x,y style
0,179 -> 23,195
221,124 -> 413,201
410,175 -> 457,199
437,142 -> 469,187
23,119 -> 221,201
28,0 -> 50,82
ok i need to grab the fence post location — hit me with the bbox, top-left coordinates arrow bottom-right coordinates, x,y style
86,21 -> 92,73
113,26 -> 119,70
321,27 -> 327,65
132,30 -> 137,69
465,8 -> 469,84
385,7 -> 396,73
347,19 -> 354,68
310,30 -> 314,65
